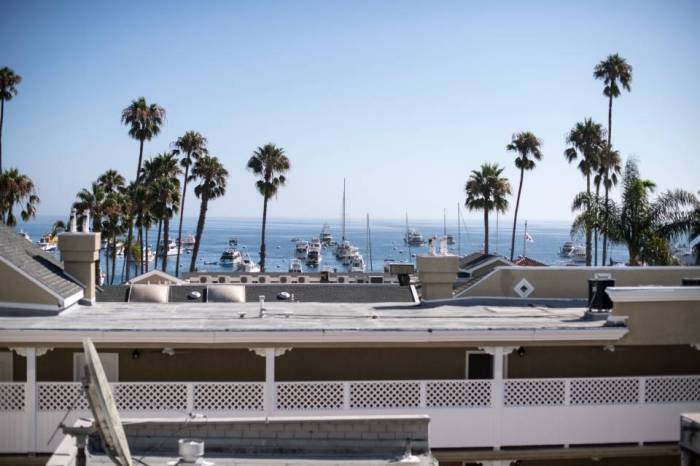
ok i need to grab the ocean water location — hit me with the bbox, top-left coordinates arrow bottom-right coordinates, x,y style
16,216 -> 631,283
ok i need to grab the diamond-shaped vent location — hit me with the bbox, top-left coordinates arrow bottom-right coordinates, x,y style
514,278 -> 534,297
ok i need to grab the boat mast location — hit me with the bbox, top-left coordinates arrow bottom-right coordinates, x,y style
443,208 -> 447,237
341,178 -> 346,242
522,220 -> 528,258
457,202 -> 461,257
366,213 -> 373,272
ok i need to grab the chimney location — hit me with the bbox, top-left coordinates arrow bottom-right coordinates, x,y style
58,230 -> 101,304
416,254 -> 459,300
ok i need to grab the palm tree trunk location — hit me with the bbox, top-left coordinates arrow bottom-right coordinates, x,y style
175,165 -> 189,277
111,236 -> 117,285
594,182 -> 600,266
602,185 -> 610,265
162,217 -> 170,273
483,208 -> 489,254
607,94 -> 613,147
260,196 -> 269,272
104,244 -> 109,285
136,139 -> 144,183
585,175 -> 592,266
189,195 -> 209,272
145,226 -> 150,272
0,98 -> 4,173
124,217 -> 133,281
510,168 -> 524,261
138,226 -> 144,275
154,220 -> 162,269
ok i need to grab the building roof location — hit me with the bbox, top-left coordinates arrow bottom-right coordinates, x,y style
0,300 -> 627,344
0,223 -> 83,301
513,256 -> 547,267
96,283 -> 418,304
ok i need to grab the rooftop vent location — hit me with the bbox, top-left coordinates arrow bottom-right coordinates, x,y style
178,438 -> 205,464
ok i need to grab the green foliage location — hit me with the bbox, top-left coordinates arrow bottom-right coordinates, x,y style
0,168 -> 39,226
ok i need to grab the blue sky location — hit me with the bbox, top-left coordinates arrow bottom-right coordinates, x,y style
2,0 -> 698,222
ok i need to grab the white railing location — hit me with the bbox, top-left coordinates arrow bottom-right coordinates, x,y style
1,375 -> 699,453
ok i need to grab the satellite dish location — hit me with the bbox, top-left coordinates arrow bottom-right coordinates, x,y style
82,338 -> 133,466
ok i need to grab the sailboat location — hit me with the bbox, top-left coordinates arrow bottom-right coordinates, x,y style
404,213 -> 424,246
443,208 -> 455,245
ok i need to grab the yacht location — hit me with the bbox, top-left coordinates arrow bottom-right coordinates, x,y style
181,233 -> 196,247
237,253 -> 260,272
671,244 -> 696,266
19,231 -> 31,242
446,234 -> 455,246
158,239 -> 181,257
295,240 -> 309,258
335,240 -> 352,260
306,244 -> 322,266
228,237 -> 238,247
37,235 -> 58,252
320,224 -> 334,246
310,237 -> 322,250
349,254 -> 365,273
288,258 -> 303,273
570,246 -> 587,264
559,241 -> 576,257
342,246 -> 359,265
404,228 -> 425,246
219,248 -> 242,267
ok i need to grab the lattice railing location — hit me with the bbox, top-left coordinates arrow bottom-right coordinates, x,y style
0,383 -> 25,411
505,379 -> 566,406
570,377 -> 639,405
194,383 -> 264,411
350,381 -> 421,409
38,383 -> 87,411
426,380 -> 491,408
114,383 -> 188,411
645,376 -> 700,404
276,382 -> 344,410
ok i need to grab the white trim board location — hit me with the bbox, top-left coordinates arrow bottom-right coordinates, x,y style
0,327 -> 628,345
606,286 -> 700,303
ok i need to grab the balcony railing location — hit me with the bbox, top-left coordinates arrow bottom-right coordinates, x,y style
1,375 -> 698,453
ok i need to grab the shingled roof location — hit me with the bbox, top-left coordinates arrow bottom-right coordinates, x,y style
0,223 -> 83,303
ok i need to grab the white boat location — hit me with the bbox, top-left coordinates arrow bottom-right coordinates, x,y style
310,237 -> 322,249
320,224 -> 334,246
295,240 -> 309,258
37,240 -> 57,252
157,239 -> 181,257
306,245 -> 322,266
342,246 -> 359,265
570,245 -> 587,263
19,231 -> 31,242
559,241 -> 576,257
144,247 -> 155,263
237,253 -> 260,272
404,228 -> 424,246
181,233 -> 196,246
335,240 -> 353,260
228,237 -> 238,247
672,244 -> 696,266
288,258 -> 303,273
349,254 -> 365,273
219,248 -> 242,267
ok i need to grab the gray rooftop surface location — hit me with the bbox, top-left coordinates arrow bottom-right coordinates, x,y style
0,223 -> 83,299
0,301 -> 611,335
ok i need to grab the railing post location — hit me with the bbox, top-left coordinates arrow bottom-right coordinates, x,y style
265,348 -> 275,416
25,347 -> 37,454
419,381 -> 427,409
343,382 -> 351,410
187,383 -> 195,413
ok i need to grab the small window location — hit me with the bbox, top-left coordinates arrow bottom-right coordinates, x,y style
0,352 -> 13,382
466,351 -> 493,380
73,352 -> 119,382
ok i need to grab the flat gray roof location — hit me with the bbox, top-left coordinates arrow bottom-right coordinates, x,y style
0,301 -> 627,344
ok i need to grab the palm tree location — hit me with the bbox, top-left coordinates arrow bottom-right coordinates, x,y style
73,182 -> 105,232
595,144 -> 622,265
594,54 -> 632,149
506,131 -> 543,261
121,97 -> 165,280
465,163 -> 511,254
246,144 -> 290,272
0,67 -> 22,173
607,159 -> 696,265
51,220 -> 67,237
0,168 -> 39,226
172,131 -> 207,277
120,97 -> 166,182
564,118 -> 605,265
190,155 -> 228,272
95,169 -> 126,283
97,169 -> 126,193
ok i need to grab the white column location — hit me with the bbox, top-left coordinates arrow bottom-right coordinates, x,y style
25,347 -> 37,454
265,347 -> 275,416
492,347 -> 504,451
